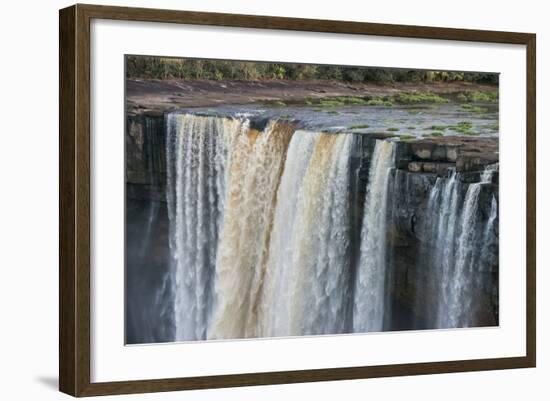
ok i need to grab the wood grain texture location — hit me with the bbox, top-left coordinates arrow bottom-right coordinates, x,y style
59,3 -> 536,397
59,5 -> 76,396
78,3 -> 533,44
525,34 -> 536,367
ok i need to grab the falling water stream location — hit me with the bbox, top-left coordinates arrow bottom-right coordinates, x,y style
418,164 -> 499,329
162,113 -> 498,341
353,141 -> 396,332
166,114 -> 242,341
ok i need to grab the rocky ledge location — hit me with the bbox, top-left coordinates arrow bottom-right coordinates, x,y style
399,136 -> 498,176
356,132 -> 498,180
126,79 -> 497,115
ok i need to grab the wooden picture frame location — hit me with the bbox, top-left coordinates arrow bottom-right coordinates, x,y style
59,3 -> 536,397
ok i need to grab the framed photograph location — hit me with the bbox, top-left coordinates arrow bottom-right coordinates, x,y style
59,4 -> 536,397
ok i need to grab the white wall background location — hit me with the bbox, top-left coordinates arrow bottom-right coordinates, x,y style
0,0 -> 546,399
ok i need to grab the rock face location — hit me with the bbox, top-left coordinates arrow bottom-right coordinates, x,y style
126,112 -> 499,342
352,134 -> 499,330
126,113 -> 173,343
126,113 -> 167,201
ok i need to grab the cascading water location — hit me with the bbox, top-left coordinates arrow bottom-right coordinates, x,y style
353,140 -> 396,332
208,120 -> 295,340
448,183 -> 482,327
279,133 -> 354,336
257,131 -> 321,337
418,166 -> 499,329
481,163 -> 499,183
163,113 -> 498,341
166,113 -> 243,341
432,172 -> 461,328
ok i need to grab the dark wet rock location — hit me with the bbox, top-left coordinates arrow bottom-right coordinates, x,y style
446,146 -> 458,162
401,136 -> 498,173
408,161 -> 422,172
385,168 -> 499,329
357,132 -> 398,140
408,161 -> 456,176
249,117 -> 271,131
410,143 -> 434,160
126,113 -> 166,194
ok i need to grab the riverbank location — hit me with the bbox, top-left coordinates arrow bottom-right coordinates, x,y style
126,78 -> 497,115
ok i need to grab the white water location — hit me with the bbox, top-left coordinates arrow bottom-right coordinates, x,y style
353,140 -> 396,332
481,163 -> 499,183
208,120 -> 294,339
449,183 -> 482,327
286,133 -> 354,336
484,196 -> 498,241
167,115 -> 360,340
420,168 -> 498,329
166,114 -> 242,341
257,131 -> 320,337
164,113 -> 497,340
433,172 -> 461,328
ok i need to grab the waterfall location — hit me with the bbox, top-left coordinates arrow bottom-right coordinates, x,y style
418,167 -> 498,329
432,172 -> 461,328
166,118 -> 358,340
284,133 -> 354,336
448,183 -> 482,327
256,131 -> 320,337
353,140 -> 396,332
166,113 -> 243,341
161,113 -> 498,341
484,196 -> 498,243
208,120 -> 295,339
481,163 -> 499,183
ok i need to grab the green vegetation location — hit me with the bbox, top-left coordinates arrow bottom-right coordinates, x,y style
399,135 -> 417,141
279,114 -> 293,119
334,96 -> 370,105
457,90 -> 499,103
393,92 -> 449,104
365,98 -> 394,106
126,56 -> 499,84
429,132 -> 444,137
448,121 -> 477,136
349,124 -> 370,129
308,92 -> 450,107
345,92 -> 448,106
470,106 -> 488,113
482,123 -> 499,131
461,104 -> 488,113
319,99 -> 346,107
429,125 -> 447,131
407,126 -> 416,130
319,96 -> 392,107
272,100 -> 286,107
387,127 -> 400,132
456,93 -> 469,102
287,91 -> 483,109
